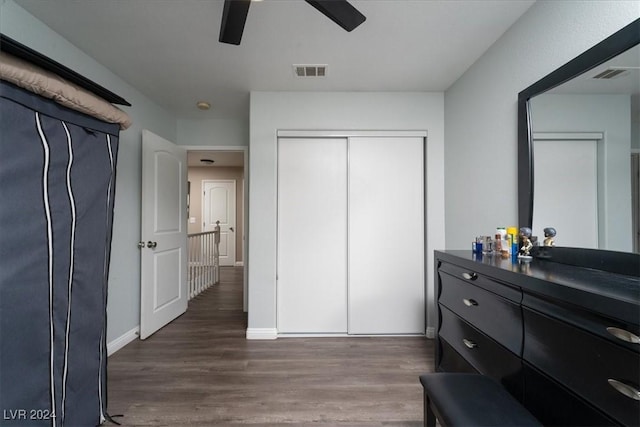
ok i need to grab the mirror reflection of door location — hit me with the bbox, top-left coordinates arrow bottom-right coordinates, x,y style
203,180 -> 236,266
533,137 -> 599,248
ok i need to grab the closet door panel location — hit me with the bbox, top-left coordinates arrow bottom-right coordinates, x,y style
277,138 -> 348,333
348,137 -> 424,334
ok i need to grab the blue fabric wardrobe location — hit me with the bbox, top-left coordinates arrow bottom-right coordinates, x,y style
0,36 -> 130,427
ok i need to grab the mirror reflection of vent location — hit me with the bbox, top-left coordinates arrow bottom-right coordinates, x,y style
592,68 -> 629,79
293,64 -> 327,77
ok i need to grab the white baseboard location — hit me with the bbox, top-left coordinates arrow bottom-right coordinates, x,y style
246,328 -> 278,340
234,261 -> 244,267
278,333 -> 425,338
107,326 -> 139,356
426,326 -> 436,339
279,333 -> 348,338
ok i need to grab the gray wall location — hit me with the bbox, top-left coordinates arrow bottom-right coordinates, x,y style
6,0 -> 638,346
3,0 -> 251,349
444,0 -> 639,249
248,91 -> 445,336
177,118 -> 249,147
1,0 -> 178,344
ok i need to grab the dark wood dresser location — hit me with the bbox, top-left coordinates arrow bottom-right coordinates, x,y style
435,250 -> 640,426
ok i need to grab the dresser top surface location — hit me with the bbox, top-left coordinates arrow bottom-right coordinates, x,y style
436,250 -> 639,324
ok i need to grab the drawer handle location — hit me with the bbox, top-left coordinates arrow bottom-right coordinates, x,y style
606,327 -> 640,344
463,298 -> 478,307
607,379 -> 640,401
462,338 -> 477,349
462,272 -> 478,281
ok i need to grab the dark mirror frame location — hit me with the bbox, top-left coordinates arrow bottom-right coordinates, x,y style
517,18 -> 640,230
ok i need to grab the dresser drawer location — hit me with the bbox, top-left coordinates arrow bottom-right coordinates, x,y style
438,261 -> 521,302
523,293 -> 640,354
439,270 -> 523,354
524,308 -> 640,426
523,363 -> 616,427
439,305 -> 522,398
437,338 -> 478,374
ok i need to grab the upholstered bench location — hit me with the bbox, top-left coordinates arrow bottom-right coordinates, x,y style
419,373 -> 542,427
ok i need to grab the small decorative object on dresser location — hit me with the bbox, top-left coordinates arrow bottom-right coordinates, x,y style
543,227 -> 556,246
518,227 -> 533,258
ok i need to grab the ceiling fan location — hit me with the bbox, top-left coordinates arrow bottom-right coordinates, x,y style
219,0 -> 367,45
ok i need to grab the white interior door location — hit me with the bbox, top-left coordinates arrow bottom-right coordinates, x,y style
203,180 -> 236,266
140,130 -> 188,340
348,137 -> 425,334
277,138 -> 348,333
533,138 -> 598,248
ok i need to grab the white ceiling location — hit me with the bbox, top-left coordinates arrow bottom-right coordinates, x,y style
15,0 -> 535,120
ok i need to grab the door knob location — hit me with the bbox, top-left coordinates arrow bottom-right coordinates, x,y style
147,241 -> 157,249
137,241 -> 145,249
230,227 -> 234,232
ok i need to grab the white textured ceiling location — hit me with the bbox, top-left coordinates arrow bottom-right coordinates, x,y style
15,0 -> 535,120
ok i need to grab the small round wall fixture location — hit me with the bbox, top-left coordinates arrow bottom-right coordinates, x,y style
200,158 -> 215,165
196,101 -> 211,110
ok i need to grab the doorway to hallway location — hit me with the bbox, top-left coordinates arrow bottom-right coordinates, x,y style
185,148 -> 247,310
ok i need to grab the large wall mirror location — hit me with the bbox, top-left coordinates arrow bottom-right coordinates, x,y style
518,19 -> 640,254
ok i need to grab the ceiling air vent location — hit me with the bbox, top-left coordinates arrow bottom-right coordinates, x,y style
293,64 -> 328,77
592,68 -> 629,79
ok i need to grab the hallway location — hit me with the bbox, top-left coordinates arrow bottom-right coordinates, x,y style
107,267 -> 434,426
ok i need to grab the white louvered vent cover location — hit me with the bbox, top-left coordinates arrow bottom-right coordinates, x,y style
293,64 -> 328,77
592,68 -> 630,79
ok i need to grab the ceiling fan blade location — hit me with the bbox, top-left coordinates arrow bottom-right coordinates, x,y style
304,0 -> 366,32
219,0 -> 251,45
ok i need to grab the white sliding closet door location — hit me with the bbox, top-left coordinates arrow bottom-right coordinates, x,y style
348,137 -> 424,334
277,138 -> 348,333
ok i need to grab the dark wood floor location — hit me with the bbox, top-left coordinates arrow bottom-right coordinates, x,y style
107,267 -> 435,426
